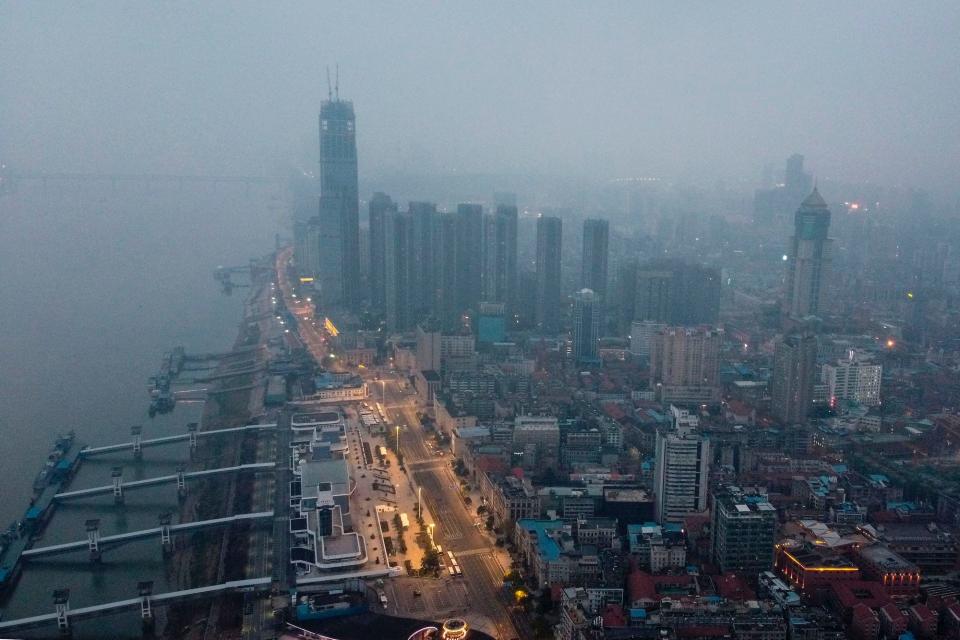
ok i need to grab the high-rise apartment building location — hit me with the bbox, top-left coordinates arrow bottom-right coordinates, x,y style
711,486 -> 777,576
483,205 -> 519,313
654,407 -> 711,523
783,188 -> 833,320
572,289 -> 601,363
317,93 -> 360,308
455,204 -> 484,321
771,331 -> 818,424
536,215 -> 563,334
409,201 -> 439,320
582,219 -> 609,300
383,209 -> 413,331
634,260 -> 720,326
368,192 -> 396,313
650,327 -> 722,405
436,213 -> 459,328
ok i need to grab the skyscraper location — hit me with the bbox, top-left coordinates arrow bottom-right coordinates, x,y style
572,289 -> 601,363
536,215 -> 563,334
368,192 -> 396,313
635,268 -> 674,323
784,188 -> 833,320
483,205 -> 518,313
383,209 -> 413,331
455,204 -> 484,321
771,330 -> 818,424
318,92 -> 360,308
582,218 -> 609,300
654,407 -> 711,523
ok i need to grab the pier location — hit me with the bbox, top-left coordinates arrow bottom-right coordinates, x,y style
22,511 -> 275,560
53,462 -> 276,501
80,422 -> 277,456
0,577 -> 273,634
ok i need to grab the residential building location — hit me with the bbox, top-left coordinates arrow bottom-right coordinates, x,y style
771,331 -> 818,424
650,326 -> 722,405
536,215 -> 563,334
653,409 -> 711,523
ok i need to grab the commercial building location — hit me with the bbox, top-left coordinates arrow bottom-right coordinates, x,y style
536,215 -> 563,334
630,320 -> 666,359
711,486 -> 778,576
783,188 -> 833,320
627,522 -> 687,572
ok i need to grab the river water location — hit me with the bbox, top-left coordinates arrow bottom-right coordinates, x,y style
0,179 -> 283,631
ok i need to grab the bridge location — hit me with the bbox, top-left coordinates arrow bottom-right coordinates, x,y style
53,462 -> 276,501
0,577 -> 272,634
22,511 -> 275,560
81,423 -> 277,456
3,171 -> 282,186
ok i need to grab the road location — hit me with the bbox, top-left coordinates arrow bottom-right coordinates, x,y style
380,376 -> 522,639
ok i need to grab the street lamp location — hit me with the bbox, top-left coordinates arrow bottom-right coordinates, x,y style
396,425 -> 400,453
418,486 -> 422,520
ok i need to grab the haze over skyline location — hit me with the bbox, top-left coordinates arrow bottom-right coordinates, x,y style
2,2 -> 959,200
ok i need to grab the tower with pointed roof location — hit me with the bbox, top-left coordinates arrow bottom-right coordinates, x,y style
783,187 -> 834,320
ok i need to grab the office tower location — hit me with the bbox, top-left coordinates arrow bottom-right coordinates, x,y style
630,320 -> 666,359
582,218 -> 609,300
483,205 -> 518,312
634,260 -> 720,326
383,209 -> 413,331
317,92 -> 360,308
650,327 -> 722,405
536,215 -> 563,333
368,192 -> 396,313
654,408 -> 711,523
455,204 -> 484,320
409,201 -> 439,320
572,289 -> 601,363
784,188 -> 833,320
822,351 -> 882,407
711,486 -> 777,576
771,331 -> 818,424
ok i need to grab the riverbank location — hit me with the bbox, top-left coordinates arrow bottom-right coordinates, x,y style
164,256 -> 275,639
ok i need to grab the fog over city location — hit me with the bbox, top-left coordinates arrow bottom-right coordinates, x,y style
3,3 -> 959,199
3,4 -> 960,640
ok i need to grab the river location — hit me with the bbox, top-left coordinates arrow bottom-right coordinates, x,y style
0,179 -> 283,631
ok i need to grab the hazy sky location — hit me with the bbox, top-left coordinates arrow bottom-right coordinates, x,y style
3,2 -> 958,197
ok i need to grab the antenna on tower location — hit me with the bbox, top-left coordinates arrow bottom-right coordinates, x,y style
326,66 -> 332,101
335,63 -> 340,100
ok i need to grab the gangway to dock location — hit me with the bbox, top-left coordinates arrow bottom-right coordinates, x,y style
21,511 -> 275,559
80,423 -> 277,456
53,462 -> 276,501
0,577 -> 272,634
